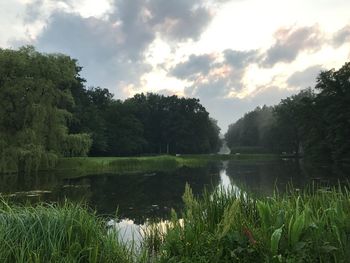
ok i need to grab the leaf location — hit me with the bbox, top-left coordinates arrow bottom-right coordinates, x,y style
289,212 -> 305,247
271,225 -> 284,255
257,201 -> 271,231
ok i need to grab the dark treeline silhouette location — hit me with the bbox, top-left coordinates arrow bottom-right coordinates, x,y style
0,47 -> 221,173
69,88 -> 222,156
225,62 -> 350,162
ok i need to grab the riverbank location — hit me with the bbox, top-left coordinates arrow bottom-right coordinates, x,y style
54,154 -> 279,177
1,185 -> 349,262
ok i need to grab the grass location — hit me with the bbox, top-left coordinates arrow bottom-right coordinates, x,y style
0,200 -> 136,263
1,184 -> 350,262
54,154 -> 279,178
145,184 -> 350,262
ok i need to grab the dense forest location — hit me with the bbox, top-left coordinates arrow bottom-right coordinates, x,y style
225,62 -> 350,162
0,47 -> 221,173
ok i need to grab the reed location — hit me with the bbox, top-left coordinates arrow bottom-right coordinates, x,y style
146,184 -> 350,262
55,154 -> 279,178
0,200 -> 134,263
2,183 -> 349,262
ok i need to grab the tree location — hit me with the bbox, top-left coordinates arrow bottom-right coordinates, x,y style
225,106 -> 274,153
124,93 -> 221,154
272,89 -> 314,156
0,46 -> 91,173
313,62 -> 350,160
224,62 -> 350,162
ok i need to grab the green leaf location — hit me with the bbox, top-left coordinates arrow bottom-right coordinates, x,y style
271,225 -> 284,255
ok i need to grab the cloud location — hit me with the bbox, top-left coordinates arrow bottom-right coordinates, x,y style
15,0 -> 228,96
147,0 -> 212,41
24,0 -> 44,23
262,25 -> 324,67
184,65 -> 247,99
224,49 -> 259,68
170,54 -> 214,79
172,48 -> 303,130
5,0 -> 348,133
0,1 -> 27,47
109,0 -> 219,45
287,65 -> 324,89
200,85 -> 297,131
110,0 -> 155,61
333,24 -> 350,47
186,78 -> 231,99
34,11 -> 151,92
174,49 -> 258,99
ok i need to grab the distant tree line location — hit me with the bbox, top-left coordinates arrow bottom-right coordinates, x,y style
0,47 -> 221,173
225,62 -> 350,162
69,89 -> 222,156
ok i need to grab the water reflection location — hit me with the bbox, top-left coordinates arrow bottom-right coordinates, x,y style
108,219 -> 143,245
0,159 -> 348,224
218,161 -> 242,196
224,159 -> 349,196
84,165 -> 220,223
0,164 -> 221,223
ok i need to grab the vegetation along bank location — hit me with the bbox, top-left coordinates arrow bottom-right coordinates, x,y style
1,184 -> 350,262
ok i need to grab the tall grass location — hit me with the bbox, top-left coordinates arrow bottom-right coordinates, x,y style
55,155 -> 208,178
0,200 -> 134,263
145,184 -> 350,262
2,183 -> 349,262
55,154 -> 279,178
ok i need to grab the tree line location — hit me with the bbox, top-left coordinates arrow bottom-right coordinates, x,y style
225,62 -> 350,162
0,47 -> 221,173
69,88 -> 221,156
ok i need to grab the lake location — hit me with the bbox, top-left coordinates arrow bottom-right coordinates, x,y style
0,159 -> 348,224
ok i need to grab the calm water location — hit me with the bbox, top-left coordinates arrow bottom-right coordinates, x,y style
0,159 -> 349,224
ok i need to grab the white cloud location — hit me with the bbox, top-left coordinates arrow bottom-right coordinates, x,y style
1,0 -> 350,131
0,0 -> 27,47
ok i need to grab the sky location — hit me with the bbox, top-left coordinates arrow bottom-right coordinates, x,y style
1,0 -> 350,132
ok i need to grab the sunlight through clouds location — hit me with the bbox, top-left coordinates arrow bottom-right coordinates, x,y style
1,0 -> 350,130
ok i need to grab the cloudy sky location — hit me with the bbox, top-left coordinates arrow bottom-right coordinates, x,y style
1,0 -> 350,131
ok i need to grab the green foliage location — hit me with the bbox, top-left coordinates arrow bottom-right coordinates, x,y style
225,105 -> 275,153
2,185 -> 350,262
55,154 -> 278,177
145,185 -> 350,262
0,200 -> 134,263
1,46 -> 221,169
61,133 -> 92,157
0,46 -> 91,173
69,84 -> 222,157
271,225 -> 283,255
120,93 -> 222,155
225,62 -> 350,162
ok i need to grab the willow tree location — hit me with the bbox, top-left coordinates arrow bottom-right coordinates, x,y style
0,46 -> 91,173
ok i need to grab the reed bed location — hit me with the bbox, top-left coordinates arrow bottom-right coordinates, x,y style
0,200 -> 134,263
53,154 -> 278,178
1,184 -> 349,262
145,184 -> 350,262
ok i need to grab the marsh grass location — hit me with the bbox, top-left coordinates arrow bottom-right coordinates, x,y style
55,155 -> 207,178
2,182 -> 348,262
144,184 -> 350,262
0,200 -> 135,263
55,154 -> 279,178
